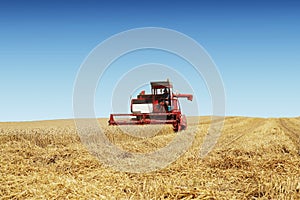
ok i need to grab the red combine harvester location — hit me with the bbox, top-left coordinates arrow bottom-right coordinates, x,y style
108,80 -> 193,132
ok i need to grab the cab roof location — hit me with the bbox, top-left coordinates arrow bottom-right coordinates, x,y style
150,81 -> 173,89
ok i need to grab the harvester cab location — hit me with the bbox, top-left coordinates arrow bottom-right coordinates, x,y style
109,79 -> 193,132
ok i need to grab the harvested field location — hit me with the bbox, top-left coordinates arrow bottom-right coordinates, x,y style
1,117 -> 300,199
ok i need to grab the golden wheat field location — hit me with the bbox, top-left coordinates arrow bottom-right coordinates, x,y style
1,117 -> 300,199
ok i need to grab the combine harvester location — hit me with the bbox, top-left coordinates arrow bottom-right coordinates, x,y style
108,80 -> 193,132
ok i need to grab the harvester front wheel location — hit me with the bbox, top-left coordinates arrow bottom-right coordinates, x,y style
173,115 -> 187,132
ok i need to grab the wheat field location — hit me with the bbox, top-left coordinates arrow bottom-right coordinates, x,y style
1,117 -> 300,199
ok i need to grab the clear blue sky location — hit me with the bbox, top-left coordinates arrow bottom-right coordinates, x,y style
0,0 -> 299,121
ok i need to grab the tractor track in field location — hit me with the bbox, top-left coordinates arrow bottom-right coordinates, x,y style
279,118 -> 300,154
216,118 -> 267,149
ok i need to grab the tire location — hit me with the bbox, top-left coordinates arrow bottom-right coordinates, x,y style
173,115 -> 187,132
173,122 -> 179,132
